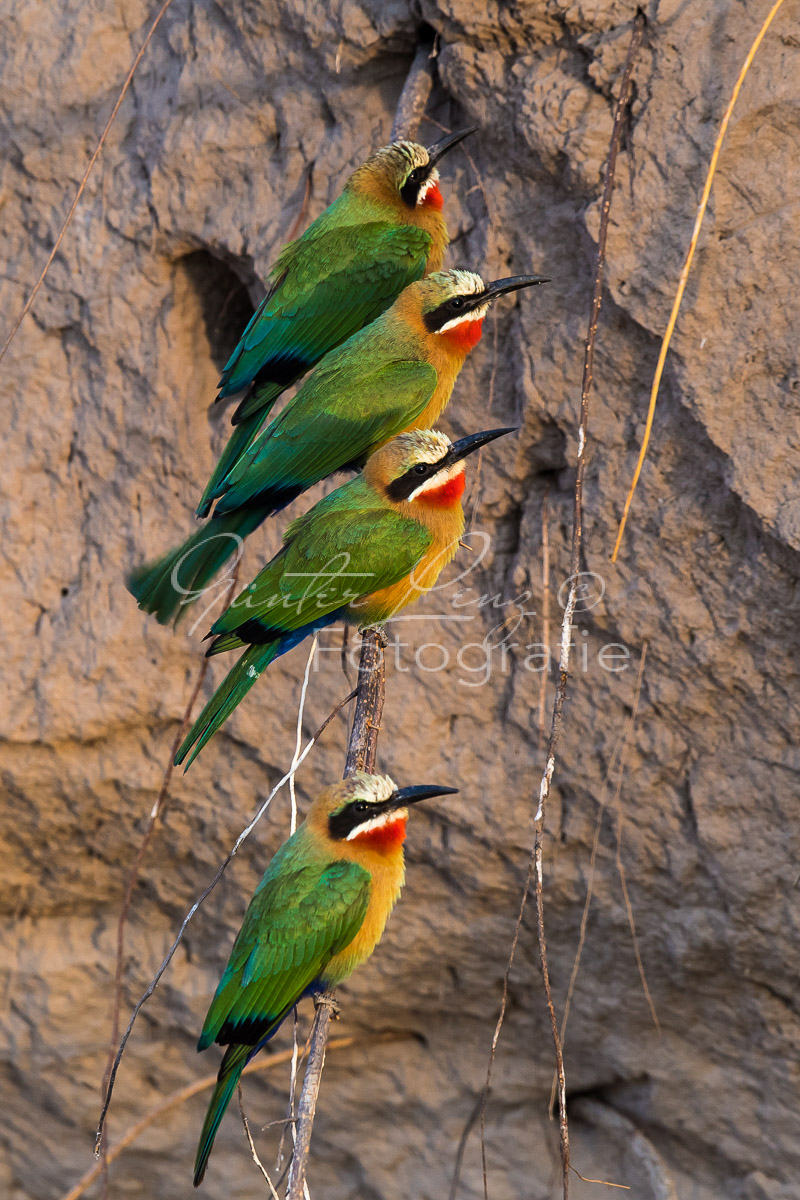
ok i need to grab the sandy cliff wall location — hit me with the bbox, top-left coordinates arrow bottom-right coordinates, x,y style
1,1 -> 798,1197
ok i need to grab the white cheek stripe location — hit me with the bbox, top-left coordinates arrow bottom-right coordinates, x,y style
407,462 -> 464,503
436,302 -> 489,334
346,808 -> 408,840
416,169 -> 440,205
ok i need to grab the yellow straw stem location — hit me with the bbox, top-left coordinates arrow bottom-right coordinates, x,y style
611,0 -> 787,562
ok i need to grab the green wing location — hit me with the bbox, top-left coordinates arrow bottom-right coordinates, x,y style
215,359 -> 438,513
219,222 -> 431,410
199,856 -> 370,1049
209,490 -> 432,648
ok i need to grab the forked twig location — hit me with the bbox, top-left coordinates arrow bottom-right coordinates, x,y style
611,0 -> 787,560
64,1035 -> 407,1200
239,1086 -> 282,1199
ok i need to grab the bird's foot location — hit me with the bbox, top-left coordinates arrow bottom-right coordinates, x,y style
315,993 -> 341,1020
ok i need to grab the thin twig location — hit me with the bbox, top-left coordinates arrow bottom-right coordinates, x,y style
98,657 -> 209,1166
479,851 -> 534,1200
571,1099 -> 678,1200
547,727 -> 625,1120
239,1086 -> 282,1199
275,1007 -> 301,1172
611,645 -> 658,1028
611,0 -> 787,560
0,0 -> 177,366
285,628 -> 387,1200
537,483 -> 551,751
449,1093 -> 485,1200
290,637 -> 319,834
484,19 -> 645,1200
548,641 -> 649,1114
98,565 -> 240,1199
570,1166 -> 630,1191
95,686 -> 357,1153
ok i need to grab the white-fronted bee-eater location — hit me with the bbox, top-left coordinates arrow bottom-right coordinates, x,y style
196,129 -> 476,516
175,426 -> 514,769
193,771 -> 458,1186
129,270 -> 545,623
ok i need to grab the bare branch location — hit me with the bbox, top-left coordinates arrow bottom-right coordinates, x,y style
482,16 -> 645,1200
391,43 -> 435,142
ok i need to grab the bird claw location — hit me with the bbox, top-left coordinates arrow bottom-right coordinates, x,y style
315,994 -> 341,1020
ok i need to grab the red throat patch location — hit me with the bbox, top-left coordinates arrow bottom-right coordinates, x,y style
441,316 -> 484,354
416,468 -> 466,508
352,816 -> 407,852
421,181 -> 444,210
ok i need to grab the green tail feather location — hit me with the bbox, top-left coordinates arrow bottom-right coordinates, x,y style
197,393 -> 281,518
194,1043 -> 250,1187
175,643 -> 279,770
127,510 -> 263,627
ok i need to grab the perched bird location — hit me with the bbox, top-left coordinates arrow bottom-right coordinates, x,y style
196,129 -> 474,518
129,270 -> 545,624
193,771 -> 458,1186
175,426 -> 513,769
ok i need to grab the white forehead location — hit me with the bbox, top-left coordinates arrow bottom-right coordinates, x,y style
347,773 -> 396,804
442,268 -> 485,296
395,428 -> 451,466
393,141 -> 430,171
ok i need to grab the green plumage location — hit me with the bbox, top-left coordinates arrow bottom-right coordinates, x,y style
213,479 -> 432,642
199,214 -> 432,514
193,833 -> 371,1185
212,343 -> 438,516
174,478 -> 432,769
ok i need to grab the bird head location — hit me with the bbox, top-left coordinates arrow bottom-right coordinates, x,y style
350,128 -> 476,212
366,426 -> 516,509
398,268 -> 550,355
313,772 -> 458,851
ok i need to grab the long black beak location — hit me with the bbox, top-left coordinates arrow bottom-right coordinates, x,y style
446,427 -> 517,465
426,126 -> 478,167
390,784 -> 459,809
483,274 -> 550,301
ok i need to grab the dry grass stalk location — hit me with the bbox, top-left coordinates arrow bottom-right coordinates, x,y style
611,0 -> 787,561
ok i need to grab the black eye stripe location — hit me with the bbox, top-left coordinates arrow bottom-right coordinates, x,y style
328,797 -> 391,839
399,162 -> 432,207
422,289 -> 486,333
386,457 -> 448,503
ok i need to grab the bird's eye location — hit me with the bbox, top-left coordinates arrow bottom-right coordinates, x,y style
352,801 -> 370,813
407,167 -> 424,184
450,296 -> 467,310
413,464 -> 428,475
